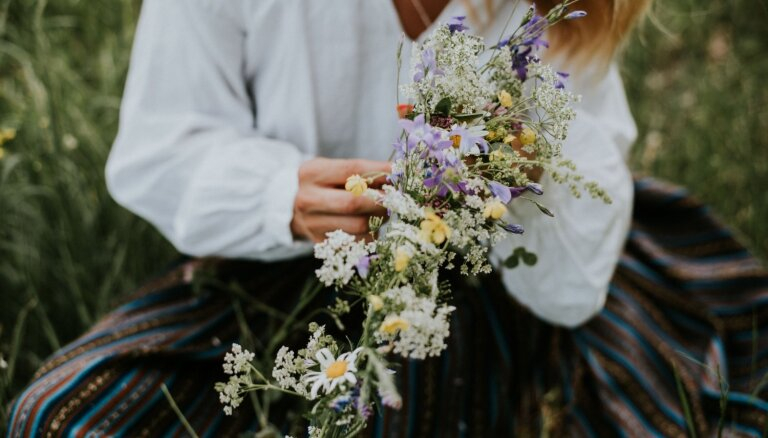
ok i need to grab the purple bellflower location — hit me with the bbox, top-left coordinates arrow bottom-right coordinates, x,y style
489,181 -> 545,204
447,16 -> 469,33
501,223 -> 525,234
356,256 -> 373,279
564,10 -> 587,20
413,48 -> 443,84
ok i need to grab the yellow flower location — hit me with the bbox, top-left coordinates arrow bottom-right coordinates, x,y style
420,212 -> 451,245
489,150 -> 506,162
498,90 -> 513,108
503,134 -> 517,145
519,127 -> 536,145
394,247 -> 411,272
344,174 -> 368,196
380,315 -> 410,334
368,295 -> 384,312
483,200 -> 507,220
0,128 -> 16,145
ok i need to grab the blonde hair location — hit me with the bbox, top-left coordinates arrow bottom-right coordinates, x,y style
464,0 -> 652,66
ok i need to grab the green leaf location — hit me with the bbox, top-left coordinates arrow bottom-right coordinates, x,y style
521,252 -> 538,266
532,200 -> 555,217
503,254 -> 520,269
434,97 -> 452,116
453,112 -> 485,122
505,247 -> 537,269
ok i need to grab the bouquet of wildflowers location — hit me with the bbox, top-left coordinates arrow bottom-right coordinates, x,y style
215,3 -> 606,436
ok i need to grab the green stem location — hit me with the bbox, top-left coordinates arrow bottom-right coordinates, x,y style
161,384 -> 200,438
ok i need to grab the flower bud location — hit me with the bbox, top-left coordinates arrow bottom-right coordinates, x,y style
394,247 -> 412,272
345,174 -> 368,196
420,212 -> 451,245
519,127 -> 536,145
498,90 -> 513,108
368,295 -> 384,312
483,200 -> 507,220
397,104 -> 414,119
380,316 -> 410,334
489,150 -> 506,161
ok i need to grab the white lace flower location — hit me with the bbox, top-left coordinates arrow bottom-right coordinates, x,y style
222,343 -> 255,375
314,230 -> 370,287
302,347 -> 363,399
375,286 -> 456,359
370,185 -> 425,221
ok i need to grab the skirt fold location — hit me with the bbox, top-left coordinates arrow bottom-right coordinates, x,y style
7,178 -> 768,437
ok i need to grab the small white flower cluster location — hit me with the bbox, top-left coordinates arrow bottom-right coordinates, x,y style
441,193 -> 509,275
385,222 -> 441,256
368,185 -> 425,222
403,26 -> 491,114
314,230 -> 371,287
223,343 -> 255,375
374,286 -> 456,359
528,61 -> 580,155
216,343 -> 255,415
272,324 -> 334,398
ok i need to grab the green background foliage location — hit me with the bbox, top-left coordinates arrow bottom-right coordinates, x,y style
0,0 -> 766,431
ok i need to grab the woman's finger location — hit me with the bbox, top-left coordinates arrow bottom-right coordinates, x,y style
304,214 -> 373,237
302,158 -> 391,186
296,186 -> 386,216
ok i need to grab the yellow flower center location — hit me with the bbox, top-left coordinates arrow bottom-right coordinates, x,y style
450,135 -> 462,149
325,360 -> 348,379
380,316 -> 410,334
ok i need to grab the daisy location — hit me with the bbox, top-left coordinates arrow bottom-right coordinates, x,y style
303,347 -> 363,399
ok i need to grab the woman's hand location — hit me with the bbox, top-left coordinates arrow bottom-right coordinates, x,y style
291,158 -> 391,243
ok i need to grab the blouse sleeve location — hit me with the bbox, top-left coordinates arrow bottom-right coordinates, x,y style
490,64 -> 637,328
106,0 -> 311,260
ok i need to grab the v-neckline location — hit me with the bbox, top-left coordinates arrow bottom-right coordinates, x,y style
388,0 -> 456,43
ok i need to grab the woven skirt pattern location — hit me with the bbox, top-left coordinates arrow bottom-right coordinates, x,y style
7,178 -> 768,437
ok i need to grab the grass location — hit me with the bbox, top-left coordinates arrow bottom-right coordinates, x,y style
0,0 -> 766,434
622,0 -> 768,259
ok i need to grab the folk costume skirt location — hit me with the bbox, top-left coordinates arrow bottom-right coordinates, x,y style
7,178 -> 768,437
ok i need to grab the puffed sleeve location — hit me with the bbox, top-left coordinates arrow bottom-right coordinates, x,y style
490,64 -> 637,328
106,0 -> 310,260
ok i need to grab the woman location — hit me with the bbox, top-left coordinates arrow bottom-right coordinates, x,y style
8,0 -> 767,436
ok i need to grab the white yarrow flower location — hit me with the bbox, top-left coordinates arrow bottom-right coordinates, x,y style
314,230 -> 370,287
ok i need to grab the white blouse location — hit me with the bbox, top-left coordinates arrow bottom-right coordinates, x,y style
106,0 -> 637,327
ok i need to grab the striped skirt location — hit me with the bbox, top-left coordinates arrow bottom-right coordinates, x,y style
7,178 -> 768,437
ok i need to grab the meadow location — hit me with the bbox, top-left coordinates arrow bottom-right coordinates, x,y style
0,0 -> 766,432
